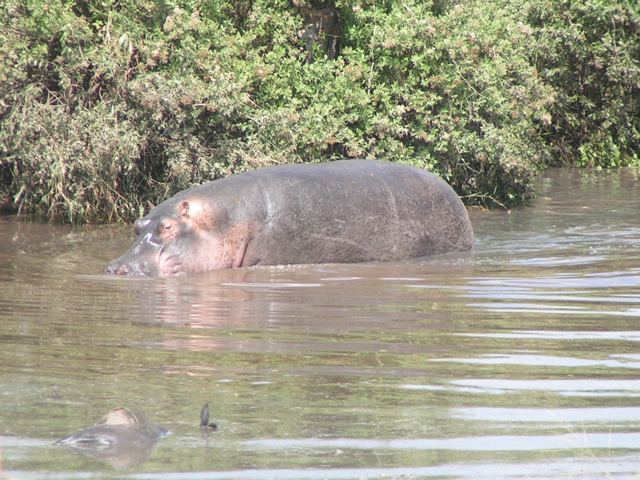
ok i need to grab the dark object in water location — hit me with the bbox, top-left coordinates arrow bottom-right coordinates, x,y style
56,408 -> 168,468
200,403 -> 210,428
200,403 -> 220,432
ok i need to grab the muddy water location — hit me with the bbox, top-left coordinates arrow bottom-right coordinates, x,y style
1,168 -> 639,479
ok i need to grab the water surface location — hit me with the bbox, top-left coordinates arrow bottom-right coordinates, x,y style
1,168 -> 639,479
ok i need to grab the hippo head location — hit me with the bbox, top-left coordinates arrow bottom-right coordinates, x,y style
105,197 -> 250,276
55,408 -> 168,468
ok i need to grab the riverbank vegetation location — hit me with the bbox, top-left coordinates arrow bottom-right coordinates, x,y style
1,0 -> 639,222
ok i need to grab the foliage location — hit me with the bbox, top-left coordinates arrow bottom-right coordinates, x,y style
527,0 -> 640,167
0,0 -> 638,222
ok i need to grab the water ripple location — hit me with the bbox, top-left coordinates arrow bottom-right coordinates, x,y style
430,354 -> 640,369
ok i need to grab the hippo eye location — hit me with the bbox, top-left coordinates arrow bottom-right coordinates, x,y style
158,219 -> 179,238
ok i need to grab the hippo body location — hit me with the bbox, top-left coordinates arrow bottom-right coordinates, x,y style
105,160 -> 474,276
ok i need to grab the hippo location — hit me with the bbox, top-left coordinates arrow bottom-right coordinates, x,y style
56,408 -> 168,468
105,160 -> 474,276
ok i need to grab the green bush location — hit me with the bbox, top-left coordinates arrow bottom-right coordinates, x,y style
527,0 -> 640,167
0,0 -> 638,222
337,0 -> 555,206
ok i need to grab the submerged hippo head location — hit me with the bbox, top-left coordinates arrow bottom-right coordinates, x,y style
56,408 -> 168,468
105,196 -> 252,276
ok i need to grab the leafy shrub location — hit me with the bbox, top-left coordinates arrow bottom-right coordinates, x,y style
0,0 -> 638,222
336,0 -> 555,206
527,0 -> 640,167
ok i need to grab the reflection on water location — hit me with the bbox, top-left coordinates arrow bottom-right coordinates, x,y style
1,168 -> 640,479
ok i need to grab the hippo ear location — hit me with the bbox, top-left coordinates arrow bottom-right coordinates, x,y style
179,201 -> 190,219
179,199 -> 217,228
96,408 -> 138,427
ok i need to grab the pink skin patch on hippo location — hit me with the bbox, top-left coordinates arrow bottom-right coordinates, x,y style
154,199 -> 253,276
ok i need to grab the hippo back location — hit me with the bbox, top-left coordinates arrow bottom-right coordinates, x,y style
209,160 -> 475,266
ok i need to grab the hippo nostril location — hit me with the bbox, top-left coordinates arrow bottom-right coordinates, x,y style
105,261 -> 124,275
107,262 -> 150,276
104,261 -> 130,275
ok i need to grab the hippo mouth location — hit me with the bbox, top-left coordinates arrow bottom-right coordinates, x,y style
105,249 -> 185,276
